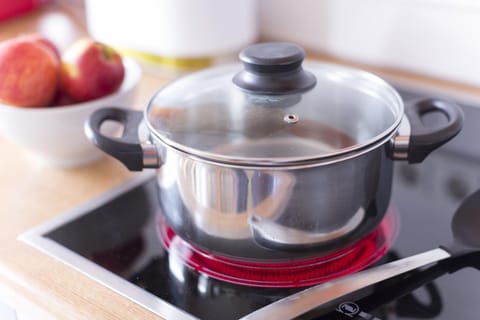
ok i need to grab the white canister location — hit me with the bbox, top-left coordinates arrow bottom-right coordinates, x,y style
85,0 -> 258,60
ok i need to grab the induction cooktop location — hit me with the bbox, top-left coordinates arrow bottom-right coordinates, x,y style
20,84 -> 480,319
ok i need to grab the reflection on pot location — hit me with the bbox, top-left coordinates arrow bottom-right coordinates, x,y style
174,156 -> 296,239
250,206 -> 365,248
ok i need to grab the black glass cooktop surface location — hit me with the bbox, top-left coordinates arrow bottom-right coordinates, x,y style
20,85 -> 480,319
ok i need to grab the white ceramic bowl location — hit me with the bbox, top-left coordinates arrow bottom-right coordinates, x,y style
0,58 -> 142,168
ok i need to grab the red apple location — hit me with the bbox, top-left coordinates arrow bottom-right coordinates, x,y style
20,33 -> 61,62
60,38 -> 125,102
0,37 -> 60,107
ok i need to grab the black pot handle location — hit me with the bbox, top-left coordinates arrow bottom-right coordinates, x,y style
84,107 -> 158,171
399,99 -> 464,163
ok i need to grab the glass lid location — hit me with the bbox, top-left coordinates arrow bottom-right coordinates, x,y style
146,42 -> 404,165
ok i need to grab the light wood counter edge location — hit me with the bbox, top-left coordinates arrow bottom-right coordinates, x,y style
0,154 -> 163,320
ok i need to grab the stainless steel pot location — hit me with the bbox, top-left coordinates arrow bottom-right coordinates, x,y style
85,42 -> 463,261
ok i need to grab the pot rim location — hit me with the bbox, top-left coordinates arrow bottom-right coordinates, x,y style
144,62 -> 405,167
148,125 -> 401,170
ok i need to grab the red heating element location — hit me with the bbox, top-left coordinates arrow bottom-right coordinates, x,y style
158,208 -> 399,288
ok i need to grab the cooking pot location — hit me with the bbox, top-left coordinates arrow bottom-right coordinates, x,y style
85,42 -> 463,261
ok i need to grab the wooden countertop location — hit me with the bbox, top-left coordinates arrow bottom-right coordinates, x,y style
1,3 -> 480,320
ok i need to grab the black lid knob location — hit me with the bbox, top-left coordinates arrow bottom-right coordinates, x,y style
233,42 -> 316,95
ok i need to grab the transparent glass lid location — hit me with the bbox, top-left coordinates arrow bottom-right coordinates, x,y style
145,43 -> 403,165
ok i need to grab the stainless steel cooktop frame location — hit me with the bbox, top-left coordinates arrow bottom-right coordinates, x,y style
19,173 -> 199,320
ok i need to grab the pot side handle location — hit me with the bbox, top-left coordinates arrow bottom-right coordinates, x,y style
84,107 -> 159,171
393,99 -> 464,163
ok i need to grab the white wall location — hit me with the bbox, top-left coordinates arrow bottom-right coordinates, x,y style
258,0 -> 480,86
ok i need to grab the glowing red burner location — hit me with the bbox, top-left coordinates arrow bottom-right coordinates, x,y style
158,208 -> 399,288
